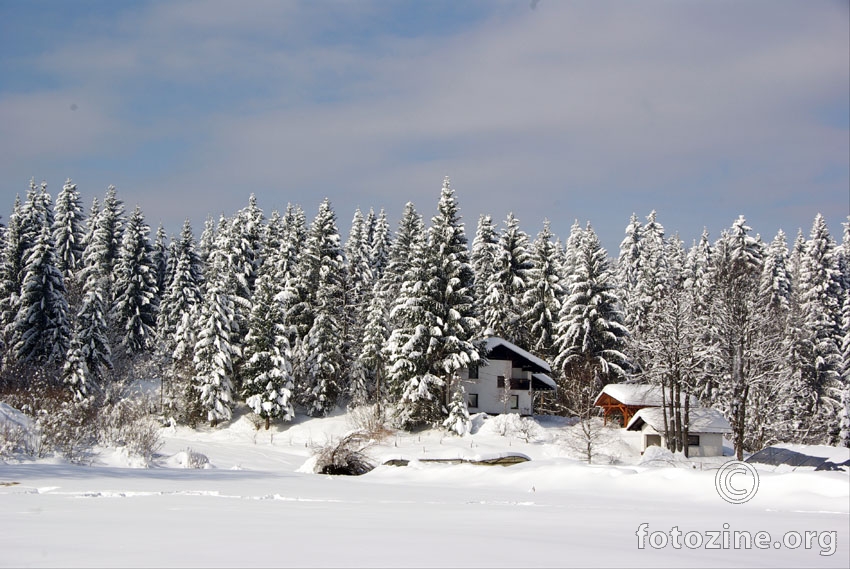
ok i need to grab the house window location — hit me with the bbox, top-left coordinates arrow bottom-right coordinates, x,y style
688,435 -> 700,446
497,376 -> 505,388
468,364 -> 479,379
510,395 -> 519,409
468,393 -> 479,408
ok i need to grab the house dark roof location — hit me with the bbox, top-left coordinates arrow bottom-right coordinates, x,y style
531,373 -> 557,391
483,337 -> 551,373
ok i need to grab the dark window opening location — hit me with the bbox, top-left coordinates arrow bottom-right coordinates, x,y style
468,364 -> 479,379
468,393 -> 479,408
497,376 -> 505,388
687,435 -> 700,446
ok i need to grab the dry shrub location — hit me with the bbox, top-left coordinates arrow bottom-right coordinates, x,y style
312,432 -> 376,476
347,404 -> 393,442
96,392 -> 163,464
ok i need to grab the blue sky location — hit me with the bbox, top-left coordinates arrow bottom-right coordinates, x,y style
1,0 -> 848,254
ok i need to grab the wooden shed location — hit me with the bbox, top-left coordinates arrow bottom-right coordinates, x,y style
593,384 -> 698,427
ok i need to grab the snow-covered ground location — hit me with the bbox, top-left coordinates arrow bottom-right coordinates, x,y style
1,408 -> 847,568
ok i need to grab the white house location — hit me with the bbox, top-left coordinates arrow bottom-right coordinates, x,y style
625,406 -> 732,457
459,337 -> 556,416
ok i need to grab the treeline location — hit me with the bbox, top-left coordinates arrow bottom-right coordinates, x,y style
0,176 -> 848,459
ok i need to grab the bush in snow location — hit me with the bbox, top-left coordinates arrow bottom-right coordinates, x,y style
0,378 -> 97,461
34,397 -> 98,463
312,432 -> 375,476
0,402 -> 37,457
489,413 -> 543,442
561,414 -> 617,465
175,447 -> 210,469
346,404 -> 393,442
95,387 -> 163,464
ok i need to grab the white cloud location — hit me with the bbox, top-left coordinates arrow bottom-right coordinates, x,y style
2,0 -> 847,249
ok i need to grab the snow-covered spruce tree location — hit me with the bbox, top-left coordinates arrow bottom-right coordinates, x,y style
553,223 -> 629,414
616,213 -> 642,332
152,224 -> 169,304
378,202 -> 425,316
760,230 -> 793,316
369,208 -> 392,284
97,185 -> 125,278
1,183 -> 55,349
242,251 -> 295,430
793,214 -> 844,444
345,208 -> 375,306
74,211 -> 114,383
192,264 -> 239,428
343,208 -> 375,398
197,216 -> 216,268
424,178 -> 481,394
74,273 -> 113,384
379,203 -> 427,414
0,196 -> 26,349
561,220 -> 584,284
10,223 -> 71,368
278,203 -> 311,346
232,194 -> 265,298
522,220 -> 563,361
390,178 -> 481,427
298,199 -> 346,416
443,382 -> 471,436
81,197 -> 99,251
63,338 -> 93,401
385,240 -> 441,427
471,214 -> 499,323
629,211 -> 669,375
155,220 -> 204,417
19,180 -> 54,258
355,291 -> 390,409
210,211 -> 262,393
52,179 -> 86,296
111,206 -> 158,359
483,212 -> 532,346
684,229 -> 721,405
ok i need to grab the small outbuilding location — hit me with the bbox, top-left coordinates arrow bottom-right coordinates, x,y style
625,407 -> 732,457
459,337 -> 556,416
593,383 -> 698,427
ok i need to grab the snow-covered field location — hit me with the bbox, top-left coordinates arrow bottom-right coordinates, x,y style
1,409 -> 847,568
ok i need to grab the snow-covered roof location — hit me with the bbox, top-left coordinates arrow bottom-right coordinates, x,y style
531,373 -> 557,391
594,383 -> 697,408
625,407 -> 732,434
483,336 -> 551,373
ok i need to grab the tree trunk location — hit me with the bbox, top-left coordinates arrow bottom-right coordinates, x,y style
674,376 -> 684,453
661,379 -> 671,451
683,390 -> 690,458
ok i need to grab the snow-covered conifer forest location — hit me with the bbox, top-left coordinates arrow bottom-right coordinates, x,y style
0,176 -> 848,456
1,176 -> 849,568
